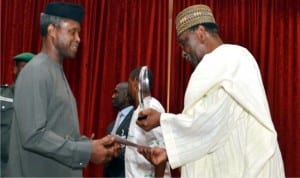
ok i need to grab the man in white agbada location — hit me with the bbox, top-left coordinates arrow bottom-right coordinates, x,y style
136,4 -> 285,178
125,67 -> 171,178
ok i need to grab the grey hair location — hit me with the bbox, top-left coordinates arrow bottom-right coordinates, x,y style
40,13 -> 63,36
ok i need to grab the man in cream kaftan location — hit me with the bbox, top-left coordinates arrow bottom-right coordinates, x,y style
160,44 -> 285,178
137,5 -> 285,178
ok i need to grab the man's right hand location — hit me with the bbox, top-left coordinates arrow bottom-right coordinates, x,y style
90,135 -> 121,164
136,108 -> 161,131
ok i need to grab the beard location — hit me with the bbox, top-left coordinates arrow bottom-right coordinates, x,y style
185,53 -> 202,68
55,38 -> 78,59
58,47 -> 76,59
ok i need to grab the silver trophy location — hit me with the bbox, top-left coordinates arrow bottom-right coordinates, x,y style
138,66 -> 151,120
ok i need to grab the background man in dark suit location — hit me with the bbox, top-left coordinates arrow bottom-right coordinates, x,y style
103,82 -> 134,177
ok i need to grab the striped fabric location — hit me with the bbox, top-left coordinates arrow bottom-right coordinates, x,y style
160,44 -> 285,178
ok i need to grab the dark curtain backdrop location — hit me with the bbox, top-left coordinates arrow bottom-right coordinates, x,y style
1,0 -> 299,177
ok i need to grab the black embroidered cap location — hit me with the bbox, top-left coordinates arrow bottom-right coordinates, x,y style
45,2 -> 84,23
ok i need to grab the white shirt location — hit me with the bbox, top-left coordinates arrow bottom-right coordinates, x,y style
111,105 -> 134,135
160,44 -> 285,178
125,96 -> 171,178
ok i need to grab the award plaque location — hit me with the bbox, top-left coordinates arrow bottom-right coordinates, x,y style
138,66 -> 151,120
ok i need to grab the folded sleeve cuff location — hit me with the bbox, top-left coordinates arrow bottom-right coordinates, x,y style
71,140 -> 92,168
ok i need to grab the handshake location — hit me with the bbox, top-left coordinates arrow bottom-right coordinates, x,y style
90,135 -> 122,164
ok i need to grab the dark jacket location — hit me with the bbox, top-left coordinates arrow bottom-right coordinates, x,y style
103,108 -> 134,178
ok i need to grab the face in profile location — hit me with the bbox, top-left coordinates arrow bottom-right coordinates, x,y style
53,19 -> 81,59
127,77 -> 138,101
112,84 -> 127,109
178,28 -> 206,68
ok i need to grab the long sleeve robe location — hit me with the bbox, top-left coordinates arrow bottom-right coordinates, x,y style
7,53 -> 91,177
160,44 -> 285,178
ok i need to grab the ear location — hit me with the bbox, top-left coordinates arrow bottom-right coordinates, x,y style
47,24 -> 57,38
133,79 -> 139,91
195,25 -> 206,42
